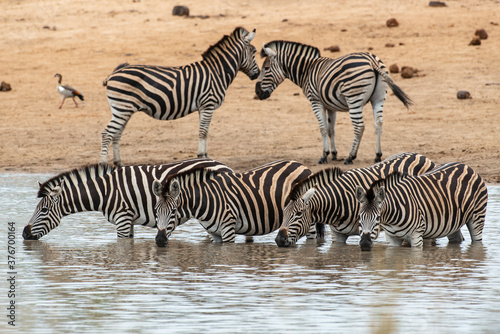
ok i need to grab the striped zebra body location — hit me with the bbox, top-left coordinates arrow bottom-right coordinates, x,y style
22,159 -> 232,240
275,153 -> 435,247
255,41 -> 412,164
152,160 -> 312,246
355,162 -> 488,249
100,27 -> 259,167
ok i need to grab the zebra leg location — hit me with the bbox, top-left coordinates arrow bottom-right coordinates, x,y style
466,215 -> 485,243
385,233 -> 404,246
115,220 -> 133,238
345,107 -> 365,165
197,108 -> 215,158
310,101 -> 329,164
100,110 -> 132,167
330,227 -> 349,243
327,110 -> 338,161
447,230 -> 464,244
371,76 -> 387,163
408,233 -> 424,248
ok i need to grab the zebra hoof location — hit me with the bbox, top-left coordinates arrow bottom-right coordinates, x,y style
344,157 -> 354,165
114,161 -> 124,168
318,157 -> 328,164
374,153 -> 382,163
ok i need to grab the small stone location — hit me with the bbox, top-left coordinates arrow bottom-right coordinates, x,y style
457,90 -> 472,99
324,45 -> 340,52
475,29 -> 488,40
429,1 -> 447,7
385,43 -> 395,48
469,37 -> 481,46
0,81 -> 12,91
172,5 -> 189,17
401,67 -> 416,79
389,64 -> 399,73
386,18 -> 399,28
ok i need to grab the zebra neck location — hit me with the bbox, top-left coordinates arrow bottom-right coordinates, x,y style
280,54 -> 316,88
177,177 -> 220,221
60,181 -> 104,215
202,52 -> 239,90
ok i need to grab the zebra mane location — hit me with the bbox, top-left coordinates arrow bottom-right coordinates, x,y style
366,171 -> 408,202
260,40 -> 321,59
37,164 -> 115,198
202,27 -> 249,60
286,167 -> 344,202
162,165 -> 224,197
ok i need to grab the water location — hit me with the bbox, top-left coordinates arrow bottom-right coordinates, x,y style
1,173 -> 500,333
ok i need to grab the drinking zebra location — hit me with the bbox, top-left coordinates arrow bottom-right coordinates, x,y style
355,162 -> 488,250
22,159 -> 232,240
152,160 -> 313,246
275,152 -> 435,247
100,27 -> 260,167
255,41 -> 413,164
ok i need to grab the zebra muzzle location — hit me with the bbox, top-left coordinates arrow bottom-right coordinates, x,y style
255,82 -> 270,100
275,228 -> 290,247
22,225 -> 39,240
155,229 -> 168,247
359,233 -> 373,251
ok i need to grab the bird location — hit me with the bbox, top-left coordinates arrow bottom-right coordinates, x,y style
54,73 -> 84,109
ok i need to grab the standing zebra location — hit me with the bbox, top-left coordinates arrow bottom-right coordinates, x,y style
100,27 -> 260,167
355,162 -> 488,250
255,41 -> 413,164
22,159 -> 232,240
275,152 -> 435,247
152,160 -> 313,246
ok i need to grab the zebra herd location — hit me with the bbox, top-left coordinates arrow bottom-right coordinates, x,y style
24,27 -> 488,250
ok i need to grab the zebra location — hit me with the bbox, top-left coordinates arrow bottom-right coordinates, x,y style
22,159 -> 232,240
152,160 -> 313,247
255,41 -> 413,165
355,162 -> 488,250
100,27 -> 260,167
275,152 -> 435,247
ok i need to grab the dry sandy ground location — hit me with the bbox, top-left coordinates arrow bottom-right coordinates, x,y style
1,0 -> 499,183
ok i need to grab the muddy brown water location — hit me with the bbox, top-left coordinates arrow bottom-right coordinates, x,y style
1,173 -> 500,333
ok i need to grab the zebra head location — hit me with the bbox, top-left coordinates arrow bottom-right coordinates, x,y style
240,29 -> 260,80
255,44 -> 286,100
276,188 -> 316,247
23,182 -> 65,240
355,185 -> 384,251
153,178 -> 181,247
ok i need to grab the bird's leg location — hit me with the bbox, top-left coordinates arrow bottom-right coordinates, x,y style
72,97 -> 78,108
59,98 -> 65,109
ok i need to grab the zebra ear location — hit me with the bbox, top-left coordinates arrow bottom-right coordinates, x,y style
152,179 -> 164,198
302,188 -> 315,205
263,44 -> 277,57
169,179 -> 180,199
375,186 -> 386,205
355,185 -> 367,204
245,28 -> 256,42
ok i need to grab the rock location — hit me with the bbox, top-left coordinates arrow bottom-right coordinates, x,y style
386,18 -> 399,28
429,1 -> 447,7
385,43 -> 395,48
401,66 -> 417,79
0,81 -> 12,91
475,29 -> 488,40
469,37 -> 481,46
172,5 -> 189,16
324,45 -> 340,52
457,90 -> 472,99
389,64 -> 399,73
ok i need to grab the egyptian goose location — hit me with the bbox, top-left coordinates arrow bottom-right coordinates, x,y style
54,73 -> 84,109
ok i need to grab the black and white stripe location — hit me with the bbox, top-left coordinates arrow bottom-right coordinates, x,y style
355,162 -> 488,249
275,153 -> 435,247
255,41 -> 412,164
100,27 -> 259,167
22,159 -> 232,240
152,160 -> 313,246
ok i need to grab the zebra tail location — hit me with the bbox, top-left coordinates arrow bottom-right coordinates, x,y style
102,62 -> 130,87
374,66 -> 413,110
